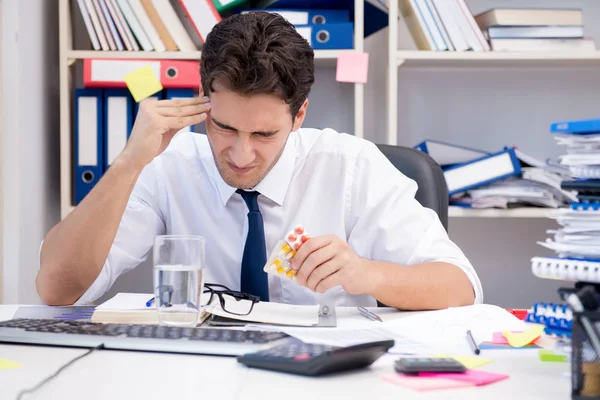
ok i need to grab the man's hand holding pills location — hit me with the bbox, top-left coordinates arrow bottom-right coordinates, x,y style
291,235 -> 374,295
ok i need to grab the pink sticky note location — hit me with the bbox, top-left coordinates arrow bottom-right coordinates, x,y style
383,374 -> 475,391
492,332 -> 511,344
336,52 -> 369,84
419,370 -> 509,386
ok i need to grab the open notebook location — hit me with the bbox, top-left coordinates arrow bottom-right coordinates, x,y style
91,293 -> 331,327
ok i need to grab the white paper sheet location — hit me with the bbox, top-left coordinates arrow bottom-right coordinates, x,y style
95,293 -> 155,310
272,304 -> 529,355
277,326 -> 432,354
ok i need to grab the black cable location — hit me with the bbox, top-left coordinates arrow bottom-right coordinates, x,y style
15,344 -> 104,400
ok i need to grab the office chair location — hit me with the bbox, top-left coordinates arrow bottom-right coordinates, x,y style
374,144 -> 449,309
376,144 -> 449,231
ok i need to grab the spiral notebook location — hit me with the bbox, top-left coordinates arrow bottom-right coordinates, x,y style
531,256 -> 600,283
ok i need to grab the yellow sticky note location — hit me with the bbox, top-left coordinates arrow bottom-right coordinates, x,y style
124,65 -> 163,102
433,354 -> 492,370
0,358 -> 22,369
503,324 -> 545,348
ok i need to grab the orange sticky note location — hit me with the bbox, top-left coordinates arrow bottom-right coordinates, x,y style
336,52 -> 369,84
503,324 -> 545,348
124,65 -> 163,102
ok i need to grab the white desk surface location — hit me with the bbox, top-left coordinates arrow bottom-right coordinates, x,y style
0,305 -> 570,400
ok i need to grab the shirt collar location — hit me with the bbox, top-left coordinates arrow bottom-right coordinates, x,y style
213,133 -> 296,207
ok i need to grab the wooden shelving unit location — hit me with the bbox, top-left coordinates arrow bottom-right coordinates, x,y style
448,206 -> 552,219
396,50 -> 600,68
66,49 -> 357,67
59,0 -> 365,220
385,1 -> 600,219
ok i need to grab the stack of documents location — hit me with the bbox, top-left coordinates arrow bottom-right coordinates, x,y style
552,118 -> 600,202
538,204 -> 600,259
452,176 -> 576,209
554,130 -> 600,180
443,147 -> 574,209
275,304 -> 529,355
530,118 -> 600,285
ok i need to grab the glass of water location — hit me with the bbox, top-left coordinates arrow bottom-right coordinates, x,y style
153,235 -> 205,326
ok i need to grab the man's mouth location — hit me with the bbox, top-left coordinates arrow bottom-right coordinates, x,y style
228,163 -> 255,174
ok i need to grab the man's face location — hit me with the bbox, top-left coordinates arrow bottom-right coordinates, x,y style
205,85 -> 307,189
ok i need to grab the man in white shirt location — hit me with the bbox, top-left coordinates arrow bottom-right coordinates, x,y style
37,12 -> 482,308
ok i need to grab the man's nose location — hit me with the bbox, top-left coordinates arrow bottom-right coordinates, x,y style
229,135 -> 255,167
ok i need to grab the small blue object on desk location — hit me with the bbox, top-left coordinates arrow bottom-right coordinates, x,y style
145,297 -> 155,308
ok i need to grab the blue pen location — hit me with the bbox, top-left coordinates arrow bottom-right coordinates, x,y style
146,297 -> 155,307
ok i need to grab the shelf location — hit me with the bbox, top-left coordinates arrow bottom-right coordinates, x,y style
396,50 -> 600,68
448,206 -> 552,218
66,49 -> 355,67
66,50 -> 201,60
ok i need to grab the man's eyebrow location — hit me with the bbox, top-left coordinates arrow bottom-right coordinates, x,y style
212,118 -> 236,131
212,118 -> 279,137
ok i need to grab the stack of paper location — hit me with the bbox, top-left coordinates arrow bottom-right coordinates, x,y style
555,133 -> 600,179
439,146 -> 575,209
277,304 -> 528,356
538,206 -> 600,258
458,176 -> 576,209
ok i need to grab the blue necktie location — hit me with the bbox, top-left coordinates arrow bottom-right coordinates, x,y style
237,189 -> 269,302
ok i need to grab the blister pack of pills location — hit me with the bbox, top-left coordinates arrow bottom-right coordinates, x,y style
263,225 -> 310,281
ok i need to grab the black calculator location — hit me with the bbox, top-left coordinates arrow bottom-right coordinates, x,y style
394,357 -> 467,374
237,340 -> 395,376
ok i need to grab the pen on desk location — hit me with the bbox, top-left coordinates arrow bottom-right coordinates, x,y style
466,329 -> 480,355
357,307 -> 383,322
146,297 -> 155,308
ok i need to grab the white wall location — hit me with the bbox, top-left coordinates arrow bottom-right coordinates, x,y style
1,0 -> 60,304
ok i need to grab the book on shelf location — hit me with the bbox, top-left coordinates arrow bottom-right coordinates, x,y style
474,8 -> 583,28
75,0 -> 224,52
399,0 -> 489,52
485,25 -> 584,40
488,38 -> 595,52
473,7 -> 594,53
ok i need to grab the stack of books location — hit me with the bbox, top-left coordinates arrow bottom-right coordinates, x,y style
75,0 -> 358,52
399,0 -> 489,51
75,0 -> 238,51
415,139 -> 576,209
474,8 -> 595,52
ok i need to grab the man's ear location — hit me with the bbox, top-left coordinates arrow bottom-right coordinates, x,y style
291,99 -> 309,132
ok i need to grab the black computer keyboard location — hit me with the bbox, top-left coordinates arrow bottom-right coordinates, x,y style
0,318 -> 287,343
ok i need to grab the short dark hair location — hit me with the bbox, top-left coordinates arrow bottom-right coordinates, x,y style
200,12 -> 315,120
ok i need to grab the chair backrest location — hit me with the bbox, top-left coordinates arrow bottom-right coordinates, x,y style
376,144 -> 448,231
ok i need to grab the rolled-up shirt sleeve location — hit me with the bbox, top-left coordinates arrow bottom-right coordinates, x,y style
346,142 -> 483,304
65,162 -> 166,305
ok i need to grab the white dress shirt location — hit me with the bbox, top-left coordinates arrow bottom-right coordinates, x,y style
72,128 -> 483,306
